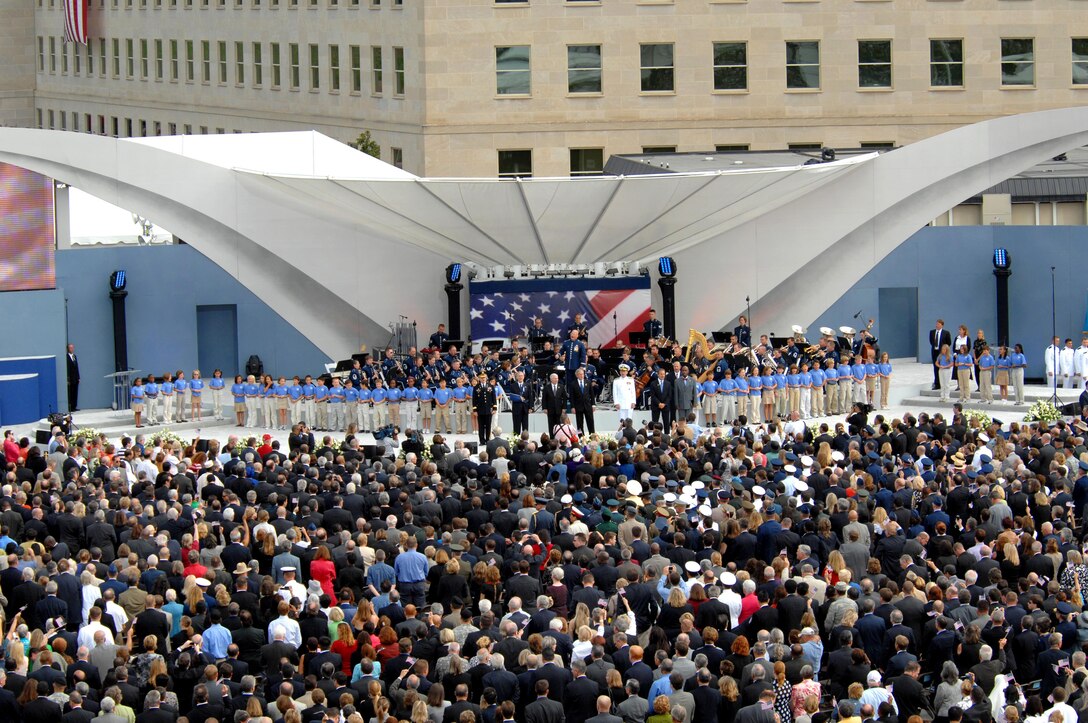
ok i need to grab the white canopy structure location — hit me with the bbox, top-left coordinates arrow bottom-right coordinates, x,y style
1,106 -> 1087,360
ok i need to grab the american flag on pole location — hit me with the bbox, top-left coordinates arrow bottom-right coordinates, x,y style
469,276 -> 652,349
63,0 -> 88,45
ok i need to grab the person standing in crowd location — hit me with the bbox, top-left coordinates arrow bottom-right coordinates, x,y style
433,377 -> 453,434
571,368 -> 596,435
161,372 -> 175,426
231,374 -> 245,426
208,369 -> 225,420
472,374 -> 497,444
143,374 -> 159,425
417,378 -> 433,433
929,319 -> 952,391
613,365 -> 636,424
130,376 -> 145,427
173,370 -> 188,422
66,343 -> 80,412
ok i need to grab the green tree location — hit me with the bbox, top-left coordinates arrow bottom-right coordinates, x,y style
353,130 -> 380,158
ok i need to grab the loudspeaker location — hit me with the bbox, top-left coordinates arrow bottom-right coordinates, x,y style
35,430 -> 51,445
195,439 -> 211,453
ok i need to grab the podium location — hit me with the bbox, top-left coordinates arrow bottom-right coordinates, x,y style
105,370 -> 142,411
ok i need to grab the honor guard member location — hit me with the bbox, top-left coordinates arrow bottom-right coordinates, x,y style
231,375 -> 245,427
700,376 -> 718,427
472,375 -> 498,444
851,355 -> 868,405
734,368 -> 749,421
643,310 -> 663,339
143,375 -> 160,425
209,370 -> 226,420
327,378 -> 345,431
288,377 -> 303,424
1075,337 -> 1088,391
568,313 -> 589,339
510,370 -> 532,434
356,380 -> 372,432
560,329 -> 588,391
272,376 -> 288,429
386,382 -> 403,431
734,316 -> 752,348
160,374 -> 175,426
173,371 -> 189,423
371,378 -> 388,430
433,378 -> 453,434
131,377 -> 146,428
190,370 -> 205,421
343,380 -> 360,430
429,323 -> 450,352
798,363 -> 813,419
809,362 -> 825,418
349,360 -> 364,390
313,377 -> 329,431
452,376 -> 470,434
1046,336 -> 1062,387
402,377 -> 420,431
243,375 -> 261,427
417,380 -> 434,434
301,375 -> 316,427
1062,338 -> 1077,389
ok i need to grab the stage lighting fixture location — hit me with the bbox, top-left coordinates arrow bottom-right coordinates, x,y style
445,263 -> 462,284
546,264 -> 561,276
992,249 -> 1010,270
593,262 -> 607,276
504,265 -> 519,278
529,264 -> 544,277
821,147 -> 836,162
658,257 -> 677,278
109,270 -> 127,292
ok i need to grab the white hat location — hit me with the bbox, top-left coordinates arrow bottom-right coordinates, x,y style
664,492 -> 677,503
677,495 -> 696,508
795,480 -> 810,492
784,465 -> 796,474
698,504 -> 713,517
626,481 -> 642,497
800,627 -> 816,636
979,433 -> 990,443
561,494 -> 573,504
800,455 -> 813,467
867,671 -> 882,684
831,450 -> 845,461
681,485 -> 694,497
720,571 -> 737,586
753,499 -> 763,511
691,481 -> 705,490
752,485 -> 766,497
684,561 -> 701,574
281,566 -> 297,573
195,578 -> 211,587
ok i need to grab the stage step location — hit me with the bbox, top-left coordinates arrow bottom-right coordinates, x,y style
899,396 -> 1037,414
913,387 -> 1080,404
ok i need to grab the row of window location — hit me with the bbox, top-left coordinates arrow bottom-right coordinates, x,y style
37,36 -> 405,95
498,37 -> 1088,95
40,0 -> 403,10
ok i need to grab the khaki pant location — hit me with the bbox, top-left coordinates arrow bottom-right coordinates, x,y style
372,403 -> 388,428
789,388 -> 800,416
979,370 -> 993,401
840,379 -> 853,410
811,386 -> 823,417
879,377 -> 889,409
957,368 -> 972,401
865,377 -> 876,404
421,402 -> 432,431
737,395 -> 748,421
748,395 -> 760,423
1012,368 -> 1025,404
455,400 -> 470,433
434,404 -> 452,433
939,367 -> 954,401
719,394 -> 736,424
315,401 -> 328,429
303,399 -> 315,427
357,403 -> 372,431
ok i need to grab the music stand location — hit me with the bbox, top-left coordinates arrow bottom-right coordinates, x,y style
628,332 -> 649,347
105,369 -> 142,412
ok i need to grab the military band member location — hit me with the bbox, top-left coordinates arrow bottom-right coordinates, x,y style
209,369 -> 226,421
643,310 -> 663,339
734,316 -> 751,348
349,360 -> 364,390
231,375 -> 246,427
567,313 -> 589,339
429,323 -> 450,352
528,317 -> 551,352
143,375 -> 160,425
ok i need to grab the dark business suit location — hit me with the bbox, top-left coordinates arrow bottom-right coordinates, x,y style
525,695 -> 566,723
472,384 -> 497,445
929,327 -> 952,387
542,382 -> 567,433
648,376 -> 674,429
570,378 -> 595,434
67,351 -> 80,411
510,379 -> 532,434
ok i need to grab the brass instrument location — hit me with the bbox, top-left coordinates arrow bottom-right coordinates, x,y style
685,329 -> 709,364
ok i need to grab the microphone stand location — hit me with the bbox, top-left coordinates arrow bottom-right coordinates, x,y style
746,295 -> 753,350
613,311 -> 618,342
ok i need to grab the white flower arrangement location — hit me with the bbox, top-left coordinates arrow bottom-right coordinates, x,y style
148,428 -> 187,448
1024,400 -> 1062,424
963,409 -> 992,430
69,427 -> 103,445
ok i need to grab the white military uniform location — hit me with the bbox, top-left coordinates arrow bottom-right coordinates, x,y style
1061,344 -> 1077,388
1045,343 -> 1062,384
1074,341 -> 1088,390
612,371 -> 636,421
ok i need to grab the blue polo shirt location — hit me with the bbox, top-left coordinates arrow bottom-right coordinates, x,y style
190,379 -> 204,396
209,377 -> 225,391
232,383 -> 245,403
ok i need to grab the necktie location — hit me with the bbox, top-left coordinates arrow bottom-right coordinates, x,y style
580,381 -> 584,391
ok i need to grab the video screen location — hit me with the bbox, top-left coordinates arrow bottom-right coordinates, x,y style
0,162 -> 55,291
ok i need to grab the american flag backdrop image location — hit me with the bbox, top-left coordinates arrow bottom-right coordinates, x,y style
469,277 -> 652,349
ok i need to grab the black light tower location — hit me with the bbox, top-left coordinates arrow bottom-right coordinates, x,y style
992,249 -> 1011,347
657,257 -> 677,340
444,263 -> 464,340
109,270 -> 129,372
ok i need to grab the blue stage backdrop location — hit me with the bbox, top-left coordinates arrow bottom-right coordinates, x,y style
469,277 -> 652,348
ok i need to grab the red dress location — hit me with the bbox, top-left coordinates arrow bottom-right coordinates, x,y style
311,558 -> 337,597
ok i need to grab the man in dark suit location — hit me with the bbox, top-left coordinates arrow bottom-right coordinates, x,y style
889,662 -> 928,719
648,368 -> 673,429
929,320 -> 952,390
442,683 -> 483,723
533,648 -> 571,702
691,669 -> 722,723
570,369 -> 595,434
133,690 -> 175,723
510,371 -> 532,435
66,343 -> 80,412
585,694 -> 623,723
565,660 -> 601,723
471,377 -> 497,445
524,679 -> 565,723
735,688 -> 776,723
542,373 -> 567,433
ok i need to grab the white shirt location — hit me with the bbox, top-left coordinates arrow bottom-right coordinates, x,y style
1046,345 -> 1062,374
1075,346 -> 1088,375
1060,346 -> 1075,374
612,376 -> 636,409
718,590 -> 742,628
269,614 -> 303,648
77,620 -> 113,650
279,579 -> 306,603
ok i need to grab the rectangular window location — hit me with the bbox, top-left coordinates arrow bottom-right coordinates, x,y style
330,45 -> 341,91
74,44 -> 81,75
309,43 -> 320,89
785,40 -> 820,89
89,42 -> 97,75
59,112 -> 66,131
140,39 -> 149,79
370,0 -> 378,7
49,36 -> 56,73
184,123 -> 192,134
859,141 -> 895,149
929,38 -> 963,87
642,146 -> 676,153
126,38 -> 134,78
570,148 -> 604,176
498,150 -> 532,178
393,47 -> 404,95
371,46 -> 383,93
715,144 -> 750,151
712,41 -> 747,91
391,147 -> 403,169
289,43 -> 300,89
252,42 -> 263,86
567,45 -> 601,93
170,40 -> 179,81
48,110 -> 55,130
218,40 -> 228,84
201,40 -> 211,83
350,44 -> 361,92
858,39 -> 891,88
155,39 -> 164,79
496,45 -> 530,95
235,41 -> 245,84
61,43 -> 69,74
271,43 -> 282,87
1074,38 -> 1088,85
186,40 -> 195,82
36,109 -> 42,131
112,38 -> 120,77
640,43 -> 674,92
1001,38 -> 1034,86
99,39 -> 106,77
37,37 -> 44,73
169,123 -> 177,134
